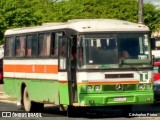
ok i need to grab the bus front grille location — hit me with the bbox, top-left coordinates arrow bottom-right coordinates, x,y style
103,84 -> 137,91
105,73 -> 134,78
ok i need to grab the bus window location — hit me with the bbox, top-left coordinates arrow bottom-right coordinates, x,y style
38,33 -> 51,57
51,32 -> 63,57
5,36 -> 15,57
15,36 -> 26,57
51,33 -> 56,57
26,34 -> 37,57
118,35 -> 140,58
59,37 -> 68,69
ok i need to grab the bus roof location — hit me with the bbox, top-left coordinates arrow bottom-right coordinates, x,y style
5,19 -> 150,35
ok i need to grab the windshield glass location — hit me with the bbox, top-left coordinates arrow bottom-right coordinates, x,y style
77,33 -> 151,69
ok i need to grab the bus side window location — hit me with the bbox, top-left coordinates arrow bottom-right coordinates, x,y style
27,36 -> 32,56
51,33 -> 57,57
26,34 -> 38,57
15,36 -> 26,57
38,33 -> 51,57
5,37 -> 15,57
61,45 -> 65,57
51,32 -> 64,57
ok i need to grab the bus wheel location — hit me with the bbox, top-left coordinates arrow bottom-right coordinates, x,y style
23,87 -> 32,111
23,87 -> 44,112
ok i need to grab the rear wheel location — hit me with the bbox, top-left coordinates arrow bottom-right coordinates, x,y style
23,87 -> 44,112
23,87 -> 32,112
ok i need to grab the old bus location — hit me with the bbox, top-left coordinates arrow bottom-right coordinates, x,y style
3,19 -> 153,116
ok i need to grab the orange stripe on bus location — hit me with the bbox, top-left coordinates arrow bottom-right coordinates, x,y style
14,65 -> 25,72
3,64 -> 58,74
78,81 -> 139,85
58,81 -> 139,85
25,65 -> 32,73
4,65 -> 14,72
58,81 -> 68,84
35,65 -> 44,73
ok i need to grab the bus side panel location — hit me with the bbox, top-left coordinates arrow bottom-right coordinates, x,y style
4,78 -> 60,104
59,83 -> 69,105
19,79 -> 59,104
3,78 -> 16,98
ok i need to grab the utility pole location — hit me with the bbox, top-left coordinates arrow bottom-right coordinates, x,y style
138,0 -> 143,24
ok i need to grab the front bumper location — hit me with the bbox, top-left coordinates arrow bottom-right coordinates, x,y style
79,92 -> 154,106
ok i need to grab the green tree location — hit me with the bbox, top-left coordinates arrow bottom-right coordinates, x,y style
51,0 -> 160,32
144,3 -> 160,32
51,0 -> 138,22
0,0 -> 55,43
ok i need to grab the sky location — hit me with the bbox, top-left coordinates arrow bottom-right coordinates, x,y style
144,0 -> 160,6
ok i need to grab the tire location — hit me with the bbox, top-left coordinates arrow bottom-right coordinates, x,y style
23,87 -> 44,112
23,87 -> 32,112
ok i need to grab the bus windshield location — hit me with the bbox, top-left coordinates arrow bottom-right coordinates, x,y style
77,33 -> 151,69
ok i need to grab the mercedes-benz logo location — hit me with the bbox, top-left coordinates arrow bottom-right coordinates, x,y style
115,84 -> 123,91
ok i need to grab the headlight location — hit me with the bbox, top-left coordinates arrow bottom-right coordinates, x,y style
94,85 -> 100,92
146,84 -> 151,90
138,84 -> 144,90
86,85 -> 92,92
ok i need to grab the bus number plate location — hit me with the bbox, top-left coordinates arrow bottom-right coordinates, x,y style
114,97 -> 126,102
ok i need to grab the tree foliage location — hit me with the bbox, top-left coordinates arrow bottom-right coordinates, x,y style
0,0 -> 159,43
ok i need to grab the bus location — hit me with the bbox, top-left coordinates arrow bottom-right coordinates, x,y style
152,50 -> 160,82
3,19 -> 153,116
151,50 -> 160,102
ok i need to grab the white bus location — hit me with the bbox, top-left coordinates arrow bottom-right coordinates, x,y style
3,19 -> 153,116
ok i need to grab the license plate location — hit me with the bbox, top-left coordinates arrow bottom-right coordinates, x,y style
114,97 -> 126,102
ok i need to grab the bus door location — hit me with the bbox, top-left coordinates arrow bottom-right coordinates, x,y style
58,36 -> 77,105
